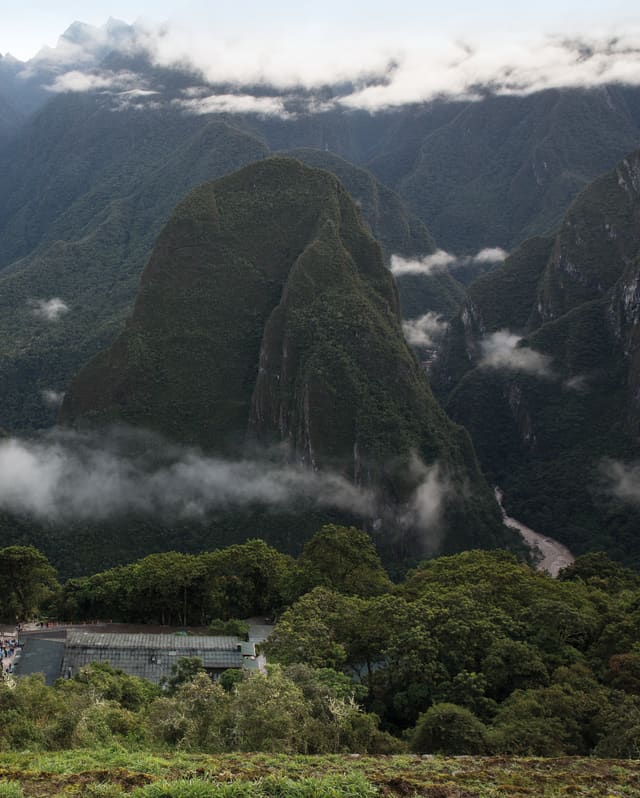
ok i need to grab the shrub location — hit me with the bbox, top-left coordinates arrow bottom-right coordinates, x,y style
411,702 -> 488,754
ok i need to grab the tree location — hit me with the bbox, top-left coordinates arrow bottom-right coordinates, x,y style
161,657 -> 205,693
264,587 -> 356,669
148,671 -> 230,751
198,540 -> 295,620
481,638 -> 549,701
229,665 -> 311,752
0,545 -> 58,622
411,703 -> 488,754
297,525 -> 391,597
130,552 -> 204,626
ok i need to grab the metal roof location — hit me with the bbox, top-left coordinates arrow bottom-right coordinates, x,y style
65,632 -> 241,650
61,631 -> 246,684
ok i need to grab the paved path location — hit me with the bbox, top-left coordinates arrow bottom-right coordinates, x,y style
495,488 -> 575,577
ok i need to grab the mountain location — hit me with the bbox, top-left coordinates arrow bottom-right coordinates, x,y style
0,97 -> 271,432
284,148 -> 465,320
0,93 -> 457,434
58,157 -> 508,565
3,24 -> 640,437
434,150 -> 640,566
367,87 -> 640,252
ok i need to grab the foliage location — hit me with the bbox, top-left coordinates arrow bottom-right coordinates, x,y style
411,702 -> 488,754
296,525 -> 392,597
0,545 -> 58,622
207,620 -> 249,640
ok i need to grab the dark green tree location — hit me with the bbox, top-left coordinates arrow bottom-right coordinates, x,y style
0,545 -> 58,622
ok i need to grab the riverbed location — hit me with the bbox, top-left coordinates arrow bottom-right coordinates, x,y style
495,488 -> 575,577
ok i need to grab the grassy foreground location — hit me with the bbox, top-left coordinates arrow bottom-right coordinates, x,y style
0,751 -> 638,797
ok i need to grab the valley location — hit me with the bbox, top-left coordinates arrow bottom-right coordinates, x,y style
2,9 -> 640,780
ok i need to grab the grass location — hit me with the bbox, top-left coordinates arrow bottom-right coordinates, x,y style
0,751 -> 638,797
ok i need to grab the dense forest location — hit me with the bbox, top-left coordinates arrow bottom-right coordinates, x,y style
3,526 -> 640,759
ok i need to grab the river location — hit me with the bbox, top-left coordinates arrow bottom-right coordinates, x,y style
495,488 -> 575,578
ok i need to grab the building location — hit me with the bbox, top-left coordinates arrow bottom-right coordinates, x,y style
14,629 -> 258,685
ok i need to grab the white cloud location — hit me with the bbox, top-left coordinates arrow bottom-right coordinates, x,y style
41,390 -> 65,407
0,428 -> 375,524
48,69 -> 145,93
338,34 -> 640,110
30,297 -> 69,321
601,458 -> 640,505
473,247 -> 508,263
479,330 -> 554,377
391,247 -> 507,277
390,251 -> 457,277
24,19 -> 640,111
397,456 -> 452,553
175,93 -> 291,118
402,312 -> 448,348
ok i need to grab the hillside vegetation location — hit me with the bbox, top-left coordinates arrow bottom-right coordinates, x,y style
3,534 -> 640,760
435,149 -> 640,566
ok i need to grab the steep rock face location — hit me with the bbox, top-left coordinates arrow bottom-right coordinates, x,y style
61,157 -> 504,553
436,150 -> 640,566
609,257 -> 640,428
534,151 -> 640,324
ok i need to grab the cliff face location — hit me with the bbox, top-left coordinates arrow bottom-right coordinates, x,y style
61,157 -> 505,554
534,151 -> 640,325
435,149 -> 640,566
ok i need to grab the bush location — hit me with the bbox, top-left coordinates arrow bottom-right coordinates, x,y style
411,702 -> 488,754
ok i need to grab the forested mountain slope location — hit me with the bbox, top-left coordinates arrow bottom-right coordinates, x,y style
2,34 -> 640,434
57,158 -> 506,565
435,150 -> 640,565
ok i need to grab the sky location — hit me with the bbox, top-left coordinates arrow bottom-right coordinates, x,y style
2,0 -> 639,61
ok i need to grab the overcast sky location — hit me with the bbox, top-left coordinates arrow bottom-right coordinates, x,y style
3,0 -> 639,61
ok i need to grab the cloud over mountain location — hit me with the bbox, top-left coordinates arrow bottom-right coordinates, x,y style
29,298 -> 69,321
30,19 -> 640,111
602,458 -> 640,505
402,312 -> 448,348
479,330 -> 555,377
390,248 -> 507,276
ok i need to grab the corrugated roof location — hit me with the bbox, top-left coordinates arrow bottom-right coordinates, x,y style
66,632 -> 240,650
60,631 -> 246,684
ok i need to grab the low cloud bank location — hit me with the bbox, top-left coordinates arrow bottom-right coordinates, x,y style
402,312 -> 448,348
390,248 -> 507,277
0,428 -> 374,524
479,330 -> 554,377
29,298 -> 69,321
0,429 -> 455,542
601,459 -> 640,506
